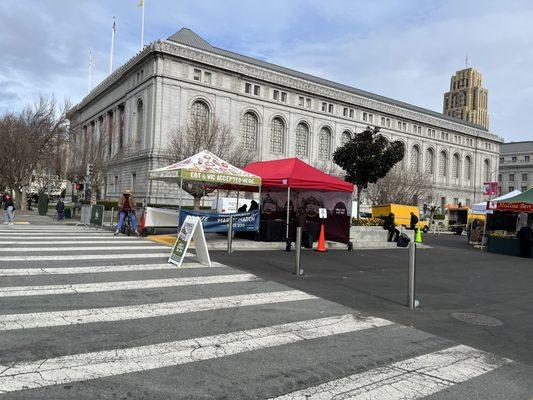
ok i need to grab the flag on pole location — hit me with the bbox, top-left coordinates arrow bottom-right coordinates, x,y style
112,17 -> 116,32
138,0 -> 144,7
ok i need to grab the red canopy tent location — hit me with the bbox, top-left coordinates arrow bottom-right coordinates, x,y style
244,158 -> 353,192
244,158 -> 354,244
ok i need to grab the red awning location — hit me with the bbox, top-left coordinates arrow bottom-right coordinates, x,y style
243,158 -> 354,192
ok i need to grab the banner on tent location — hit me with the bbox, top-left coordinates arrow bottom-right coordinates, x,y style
179,209 -> 260,232
260,189 -> 352,244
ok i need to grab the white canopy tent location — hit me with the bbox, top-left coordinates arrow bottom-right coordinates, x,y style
472,190 -> 522,214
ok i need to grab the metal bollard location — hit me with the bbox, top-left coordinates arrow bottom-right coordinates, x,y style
110,207 -> 115,229
295,227 -> 302,276
227,215 -> 233,254
408,242 -> 416,309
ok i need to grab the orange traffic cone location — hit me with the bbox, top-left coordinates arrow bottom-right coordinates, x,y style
316,224 -> 327,252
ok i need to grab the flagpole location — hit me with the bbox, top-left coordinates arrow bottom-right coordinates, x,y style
109,16 -> 115,75
88,50 -> 92,91
140,0 -> 145,50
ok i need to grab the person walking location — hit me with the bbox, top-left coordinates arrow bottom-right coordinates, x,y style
3,194 -> 15,225
409,212 -> 419,230
114,189 -> 137,235
55,197 -> 65,222
384,212 -> 399,242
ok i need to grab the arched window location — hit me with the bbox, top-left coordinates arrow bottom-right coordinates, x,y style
270,117 -> 285,154
410,145 -> 421,173
439,151 -> 448,177
483,159 -> 491,182
318,127 -> 332,160
425,148 -> 435,175
136,100 -> 143,144
341,130 -> 352,145
452,153 -> 460,179
464,155 -> 472,180
241,112 -> 258,151
295,123 -> 309,157
190,100 -> 210,126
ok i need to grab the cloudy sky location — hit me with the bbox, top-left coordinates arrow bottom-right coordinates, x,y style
1,0 -> 532,141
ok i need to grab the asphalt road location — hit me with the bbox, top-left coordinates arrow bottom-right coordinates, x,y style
1,219 -> 532,399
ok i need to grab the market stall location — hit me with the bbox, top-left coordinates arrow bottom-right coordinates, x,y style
148,150 -> 262,232
243,158 -> 354,244
484,188 -> 533,258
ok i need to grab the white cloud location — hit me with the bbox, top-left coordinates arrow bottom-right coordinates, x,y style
0,0 -> 531,141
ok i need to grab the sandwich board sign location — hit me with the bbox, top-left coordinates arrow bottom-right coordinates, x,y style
168,215 -> 211,267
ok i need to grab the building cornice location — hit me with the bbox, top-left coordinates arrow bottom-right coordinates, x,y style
71,39 -> 503,144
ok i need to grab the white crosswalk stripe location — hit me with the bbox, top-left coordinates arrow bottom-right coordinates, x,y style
0,239 -> 154,245
0,245 -> 169,252
0,262 -> 225,276
0,252 -> 171,261
0,273 -> 258,297
0,314 -> 392,393
0,290 -> 317,330
269,345 -> 510,400
0,235 -> 138,240
0,225 -> 520,398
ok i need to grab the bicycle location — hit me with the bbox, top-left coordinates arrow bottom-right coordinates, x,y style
118,210 -> 136,236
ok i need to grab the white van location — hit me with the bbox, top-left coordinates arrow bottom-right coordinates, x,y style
211,197 -> 253,214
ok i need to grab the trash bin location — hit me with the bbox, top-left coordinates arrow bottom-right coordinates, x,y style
64,208 -> 72,219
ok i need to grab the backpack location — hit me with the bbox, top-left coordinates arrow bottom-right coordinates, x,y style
397,233 -> 411,247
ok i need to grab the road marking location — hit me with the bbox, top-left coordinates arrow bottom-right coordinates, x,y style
0,245 -> 169,252
0,236 -> 140,241
0,290 -> 317,330
0,262 -> 225,276
269,345 -> 510,400
0,273 -> 258,297
0,253 -> 171,261
0,233 -> 114,237
0,240 -> 150,245
0,314 -> 392,393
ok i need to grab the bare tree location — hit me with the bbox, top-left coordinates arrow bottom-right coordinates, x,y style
366,166 -> 435,206
167,117 -> 255,209
0,97 -> 69,210
66,116 -> 133,202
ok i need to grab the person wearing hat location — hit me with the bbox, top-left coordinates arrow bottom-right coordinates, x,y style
114,189 -> 137,235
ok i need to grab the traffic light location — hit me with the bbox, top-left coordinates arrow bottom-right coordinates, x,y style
86,163 -> 94,177
75,183 -> 84,191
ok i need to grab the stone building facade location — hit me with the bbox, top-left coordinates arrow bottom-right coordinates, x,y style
67,28 -> 502,207
443,68 -> 489,130
498,141 -> 533,194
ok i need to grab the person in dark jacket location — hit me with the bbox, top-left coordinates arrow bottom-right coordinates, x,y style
249,200 -> 259,211
56,198 -> 65,221
3,194 -> 15,225
237,204 -> 248,212
518,226 -> 533,258
409,212 -> 419,230
384,213 -> 399,242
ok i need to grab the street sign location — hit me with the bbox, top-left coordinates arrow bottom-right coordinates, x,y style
169,215 -> 211,268
318,208 -> 327,219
